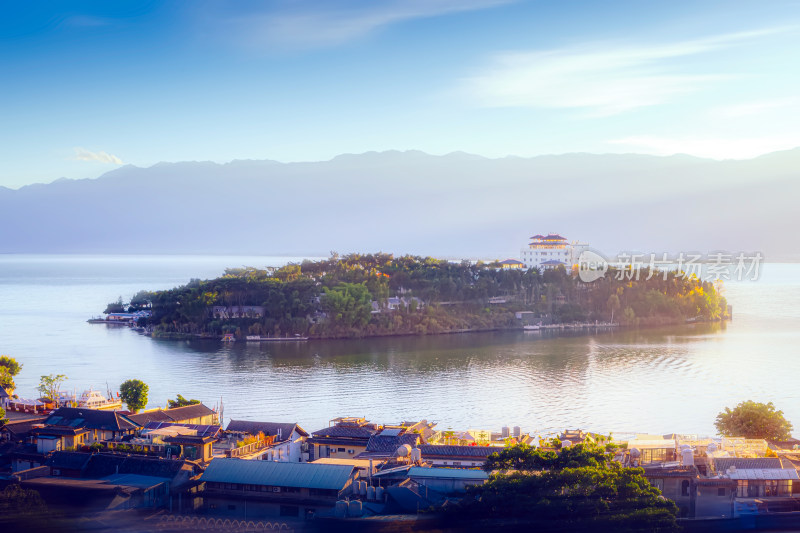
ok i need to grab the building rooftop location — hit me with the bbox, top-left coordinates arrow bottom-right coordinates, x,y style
44,407 -> 140,432
201,458 -> 355,490
712,457 -> 782,472
407,467 -> 489,480
726,468 -> 799,481
418,445 -> 497,458
311,424 -> 377,440
127,404 -> 215,426
226,420 -> 308,441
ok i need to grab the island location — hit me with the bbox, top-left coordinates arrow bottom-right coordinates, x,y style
104,253 -> 730,341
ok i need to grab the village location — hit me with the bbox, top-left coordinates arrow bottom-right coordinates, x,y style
1,382 -> 799,531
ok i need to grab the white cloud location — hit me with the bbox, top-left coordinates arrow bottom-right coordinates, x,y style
712,97 -> 800,118
73,147 -> 123,165
228,0 -> 513,50
607,135 -> 800,160
461,28 -> 789,116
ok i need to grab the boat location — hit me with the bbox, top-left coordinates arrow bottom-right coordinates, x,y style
56,388 -> 123,410
523,325 -> 541,331
245,335 -> 261,342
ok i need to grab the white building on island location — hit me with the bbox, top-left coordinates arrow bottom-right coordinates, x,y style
520,233 -> 589,270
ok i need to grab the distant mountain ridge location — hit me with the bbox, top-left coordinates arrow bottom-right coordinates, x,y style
1,149 -> 798,261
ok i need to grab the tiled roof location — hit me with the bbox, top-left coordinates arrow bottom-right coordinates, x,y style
312,425 -> 376,440
143,421 -> 220,438
43,407 -> 140,431
0,419 -> 42,438
226,420 -> 308,441
201,458 -> 355,490
45,451 -> 92,471
128,404 -> 215,426
82,453 -> 188,479
418,445 -> 497,458
642,465 -> 697,478
713,457 -> 782,472
364,433 -> 419,454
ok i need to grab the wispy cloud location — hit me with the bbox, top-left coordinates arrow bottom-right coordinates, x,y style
72,147 -> 123,165
712,97 -> 800,118
608,135 -> 800,160
461,28 -> 789,116
225,0 -> 513,50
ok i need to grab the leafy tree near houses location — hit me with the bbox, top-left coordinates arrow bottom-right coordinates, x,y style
715,400 -> 793,440
0,367 -> 14,392
0,356 -> 21,378
119,379 -> 149,413
446,442 -> 679,532
37,374 -> 67,402
168,394 -> 200,408
0,406 -> 8,425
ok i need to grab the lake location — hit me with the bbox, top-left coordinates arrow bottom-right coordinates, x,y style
1,255 -> 798,437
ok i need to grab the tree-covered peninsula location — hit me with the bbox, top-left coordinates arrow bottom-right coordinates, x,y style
120,253 -> 729,340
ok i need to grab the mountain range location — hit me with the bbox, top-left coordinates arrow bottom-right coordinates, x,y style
1,149 -> 798,261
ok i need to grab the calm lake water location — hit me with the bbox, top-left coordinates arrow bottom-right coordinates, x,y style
0,255 -> 798,437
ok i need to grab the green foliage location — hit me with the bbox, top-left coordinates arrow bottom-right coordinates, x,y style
89,442 -> 105,452
168,394 -> 201,408
104,296 -> 126,314
715,400 -> 793,440
121,252 -> 727,340
454,443 -> 679,531
37,374 -> 67,402
119,379 -> 149,413
321,282 -> 373,329
0,356 -> 21,377
0,406 -> 7,425
0,367 -> 14,391
484,442 -> 608,472
0,484 -> 47,516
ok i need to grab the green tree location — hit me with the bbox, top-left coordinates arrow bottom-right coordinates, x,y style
321,282 -> 372,329
0,484 -> 47,517
0,367 -> 14,392
451,443 -> 678,532
168,394 -> 201,408
0,406 -> 8,425
0,356 -> 21,377
715,400 -> 793,440
119,379 -> 149,413
37,374 -> 67,402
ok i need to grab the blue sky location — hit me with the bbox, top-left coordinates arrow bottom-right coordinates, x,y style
2,0 -> 799,188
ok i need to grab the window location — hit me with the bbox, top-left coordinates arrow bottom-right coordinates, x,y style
681,480 -> 691,496
338,448 -> 345,452
453,461 -> 461,466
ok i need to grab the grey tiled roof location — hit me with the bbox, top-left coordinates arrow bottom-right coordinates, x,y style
418,445 -> 497,458
312,425 -> 376,440
713,457 -> 782,472
226,420 -> 308,441
44,407 -> 140,431
365,433 -> 419,453
45,451 -> 92,471
82,453 -> 189,479
127,404 -> 215,426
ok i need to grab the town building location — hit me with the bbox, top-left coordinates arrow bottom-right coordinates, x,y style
417,445 -> 496,468
199,457 -> 360,520
127,403 -> 217,426
307,417 -> 380,461
31,407 -> 141,453
520,233 -> 589,270
225,420 -> 310,462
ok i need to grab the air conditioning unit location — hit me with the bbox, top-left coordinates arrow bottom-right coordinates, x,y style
273,487 -> 281,493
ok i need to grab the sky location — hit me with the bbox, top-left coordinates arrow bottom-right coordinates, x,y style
2,0 -> 800,188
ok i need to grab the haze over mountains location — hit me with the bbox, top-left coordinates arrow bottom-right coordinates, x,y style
2,150 -> 798,261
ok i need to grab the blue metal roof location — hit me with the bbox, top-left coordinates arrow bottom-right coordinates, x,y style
408,467 -> 488,480
201,458 -> 355,490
